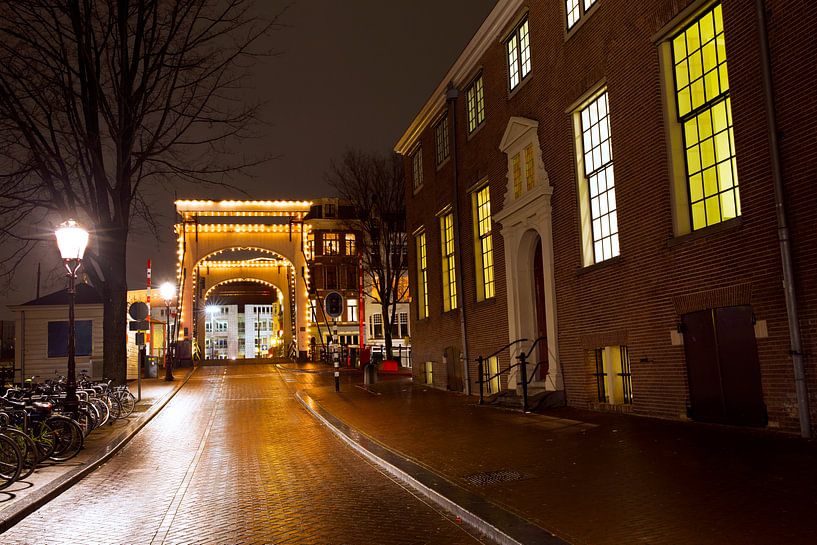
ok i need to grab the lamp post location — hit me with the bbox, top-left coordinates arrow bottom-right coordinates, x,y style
205,305 -> 218,360
160,282 -> 176,381
55,220 -> 89,414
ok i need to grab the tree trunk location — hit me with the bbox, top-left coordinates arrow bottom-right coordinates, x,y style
381,301 -> 393,360
99,232 -> 128,384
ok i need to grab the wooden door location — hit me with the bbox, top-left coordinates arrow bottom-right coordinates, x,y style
533,239 -> 548,380
682,306 -> 766,426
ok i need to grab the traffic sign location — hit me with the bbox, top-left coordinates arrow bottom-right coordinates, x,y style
129,302 -> 149,320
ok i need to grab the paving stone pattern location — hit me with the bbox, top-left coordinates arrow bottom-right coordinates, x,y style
3,365 -> 487,545
304,372 -> 817,545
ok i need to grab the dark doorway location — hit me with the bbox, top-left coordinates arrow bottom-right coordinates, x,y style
533,238 -> 548,380
444,346 -> 463,392
682,306 -> 766,426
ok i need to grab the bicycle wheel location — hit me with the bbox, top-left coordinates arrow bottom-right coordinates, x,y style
30,421 -> 56,461
113,390 -> 135,418
2,427 -> 38,480
73,408 -> 95,439
92,398 -> 110,427
46,416 -> 83,462
0,433 -> 22,489
107,394 -> 122,420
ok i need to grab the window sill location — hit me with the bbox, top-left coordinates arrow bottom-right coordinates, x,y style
507,73 -> 532,101
412,184 -> 424,196
474,296 -> 497,308
576,254 -> 623,276
436,157 -> 450,172
667,217 -> 742,248
466,121 -> 486,142
563,2 -> 601,43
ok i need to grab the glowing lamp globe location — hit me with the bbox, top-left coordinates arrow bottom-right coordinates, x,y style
160,282 -> 176,304
55,220 -> 89,261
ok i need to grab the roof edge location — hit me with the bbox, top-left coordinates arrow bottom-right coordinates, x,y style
394,0 -> 524,155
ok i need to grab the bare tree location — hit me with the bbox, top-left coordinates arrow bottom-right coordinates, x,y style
327,150 -> 409,361
0,0 -> 279,382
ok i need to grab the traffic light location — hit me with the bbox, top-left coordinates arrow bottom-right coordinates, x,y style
324,291 -> 343,318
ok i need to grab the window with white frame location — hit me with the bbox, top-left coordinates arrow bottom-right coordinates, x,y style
466,75 -> 485,133
577,90 -> 619,263
399,312 -> 409,338
566,0 -> 599,30
215,320 -> 228,332
435,113 -> 449,166
371,314 -> 383,338
347,299 -> 358,322
506,18 -> 531,91
412,147 -> 423,191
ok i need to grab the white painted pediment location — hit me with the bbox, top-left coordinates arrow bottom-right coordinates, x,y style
499,117 -> 539,153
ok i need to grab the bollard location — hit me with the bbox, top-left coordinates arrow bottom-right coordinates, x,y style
518,350 -> 529,413
477,356 -> 484,405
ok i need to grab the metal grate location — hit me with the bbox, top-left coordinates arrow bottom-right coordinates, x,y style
463,469 -> 529,487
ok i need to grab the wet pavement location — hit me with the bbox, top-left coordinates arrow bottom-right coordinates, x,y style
4,361 -> 816,545
2,365 -> 489,545
295,364 -> 817,545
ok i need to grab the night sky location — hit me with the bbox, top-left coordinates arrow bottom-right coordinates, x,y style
1,0 -> 497,317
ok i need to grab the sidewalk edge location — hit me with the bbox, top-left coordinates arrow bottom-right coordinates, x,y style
295,389 -> 568,545
0,367 -> 197,534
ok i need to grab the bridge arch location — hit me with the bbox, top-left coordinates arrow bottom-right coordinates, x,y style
176,200 -> 312,360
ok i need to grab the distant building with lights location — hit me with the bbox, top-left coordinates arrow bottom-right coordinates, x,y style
396,0 -> 816,435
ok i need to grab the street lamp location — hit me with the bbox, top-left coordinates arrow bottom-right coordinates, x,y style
55,219 -> 89,414
160,282 -> 176,381
205,305 -> 218,359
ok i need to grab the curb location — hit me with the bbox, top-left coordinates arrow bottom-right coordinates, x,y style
0,367 -> 197,533
295,389 -> 568,545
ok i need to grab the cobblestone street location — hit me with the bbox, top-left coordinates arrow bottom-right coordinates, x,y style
2,365 -> 487,545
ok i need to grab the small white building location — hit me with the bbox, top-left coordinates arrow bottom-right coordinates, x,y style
204,304 -> 239,359
9,283 -> 105,382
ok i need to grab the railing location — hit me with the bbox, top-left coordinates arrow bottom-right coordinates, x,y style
477,336 -> 548,413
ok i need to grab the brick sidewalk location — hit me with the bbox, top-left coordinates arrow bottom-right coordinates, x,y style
0,371 -> 189,530
299,370 -> 817,545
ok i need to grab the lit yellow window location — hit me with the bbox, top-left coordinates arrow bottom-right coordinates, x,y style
672,4 -> 739,230
485,356 -> 501,394
512,153 -> 522,197
440,212 -> 457,311
524,144 -> 535,190
416,231 -> 428,319
474,186 -> 494,300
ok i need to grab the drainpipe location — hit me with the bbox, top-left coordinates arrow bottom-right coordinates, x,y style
755,0 -> 811,438
447,83 -> 471,395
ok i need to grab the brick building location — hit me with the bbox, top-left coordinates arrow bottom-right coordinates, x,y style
305,198 -> 364,358
396,0 -> 815,435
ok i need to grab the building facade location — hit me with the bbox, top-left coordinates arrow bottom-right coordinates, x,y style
305,198 -> 364,359
397,0 -> 816,435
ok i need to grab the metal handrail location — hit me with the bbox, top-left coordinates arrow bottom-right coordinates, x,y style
477,335 -> 549,413
476,338 -> 527,399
